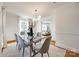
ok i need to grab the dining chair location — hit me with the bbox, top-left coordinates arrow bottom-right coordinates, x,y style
32,35 -> 51,57
14,33 -> 30,57
14,33 -> 18,47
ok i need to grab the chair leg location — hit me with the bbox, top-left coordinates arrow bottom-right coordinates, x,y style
32,49 -> 36,55
31,51 -> 39,57
47,51 -> 49,57
22,47 -> 25,57
41,53 -> 43,57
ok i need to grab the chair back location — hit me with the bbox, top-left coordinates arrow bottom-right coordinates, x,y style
40,36 -> 51,53
14,33 -> 18,43
17,35 -> 26,48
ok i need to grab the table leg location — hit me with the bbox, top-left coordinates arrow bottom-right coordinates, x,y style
30,39 -> 31,56
30,38 -> 33,57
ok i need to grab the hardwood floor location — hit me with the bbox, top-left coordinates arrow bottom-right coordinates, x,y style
50,40 -> 56,46
7,40 -> 16,44
50,40 -> 79,57
6,39 -> 79,57
65,50 -> 79,57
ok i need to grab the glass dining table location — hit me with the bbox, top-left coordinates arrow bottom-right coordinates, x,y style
29,36 -> 45,57
21,35 -> 45,57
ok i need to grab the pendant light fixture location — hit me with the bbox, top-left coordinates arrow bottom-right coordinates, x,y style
33,9 -> 41,21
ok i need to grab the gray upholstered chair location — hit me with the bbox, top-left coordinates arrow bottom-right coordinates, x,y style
14,33 -> 18,47
14,33 -> 30,57
32,36 -> 51,57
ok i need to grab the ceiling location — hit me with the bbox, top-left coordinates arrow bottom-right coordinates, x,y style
3,2 -> 65,17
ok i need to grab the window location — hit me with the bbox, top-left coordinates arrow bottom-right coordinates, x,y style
41,21 -> 50,33
19,19 -> 29,32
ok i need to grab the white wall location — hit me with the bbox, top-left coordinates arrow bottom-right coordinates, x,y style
0,5 -> 2,34
6,12 -> 18,41
55,3 -> 79,51
0,3 -> 2,51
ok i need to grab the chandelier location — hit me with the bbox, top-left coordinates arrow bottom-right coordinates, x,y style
33,9 -> 41,21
